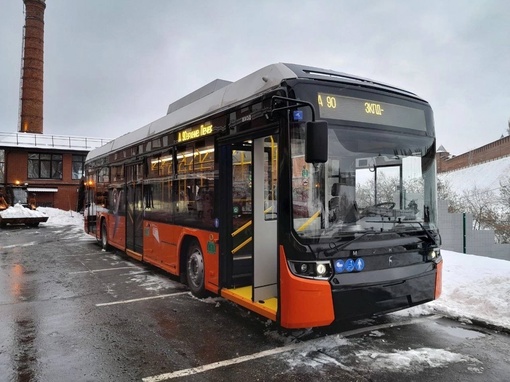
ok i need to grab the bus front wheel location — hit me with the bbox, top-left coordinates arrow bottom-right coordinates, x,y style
186,240 -> 206,297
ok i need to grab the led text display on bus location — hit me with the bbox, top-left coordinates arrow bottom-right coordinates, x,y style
317,93 -> 427,131
177,123 -> 213,143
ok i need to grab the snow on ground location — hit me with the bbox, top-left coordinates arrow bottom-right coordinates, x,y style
36,206 -> 85,227
394,250 -> 510,330
284,337 -> 482,374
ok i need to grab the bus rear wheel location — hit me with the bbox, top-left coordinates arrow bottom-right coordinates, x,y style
186,240 -> 206,297
101,220 -> 109,250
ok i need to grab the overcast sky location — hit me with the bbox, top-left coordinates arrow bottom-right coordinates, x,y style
1,0 -> 509,155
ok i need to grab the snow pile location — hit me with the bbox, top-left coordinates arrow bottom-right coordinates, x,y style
0,205 -> 85,229
0,203 -> 47,218
283,332 -> 483,374
395,250 -> 510,330
354,348 -> 480,372
36,206 -> 84,227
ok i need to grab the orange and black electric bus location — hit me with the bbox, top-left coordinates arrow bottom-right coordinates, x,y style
83,63 -> 442,329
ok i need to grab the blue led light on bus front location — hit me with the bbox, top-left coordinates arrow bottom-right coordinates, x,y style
334,259 -> 345,273
293,110 -> 303,121
335,258 -> 365,273
345,259 -> 355,272
354,258 -> 365,271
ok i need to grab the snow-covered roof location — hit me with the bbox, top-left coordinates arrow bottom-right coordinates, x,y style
0,132 -> 110,151
438,156 -> 510,194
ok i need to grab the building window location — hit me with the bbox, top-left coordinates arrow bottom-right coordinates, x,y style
72,154 -> 86,180
28,153 -> 62,179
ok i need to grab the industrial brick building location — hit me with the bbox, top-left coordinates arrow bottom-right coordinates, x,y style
0,0 -> 108,211
0,133 -> 108,210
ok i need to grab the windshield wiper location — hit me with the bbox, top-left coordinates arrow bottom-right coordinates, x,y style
318,230 -> 376,256
390,220 -> 439,245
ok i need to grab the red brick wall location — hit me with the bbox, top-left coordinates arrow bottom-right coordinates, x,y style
5,149 -> 84,210
437,135 -> 510,173
19,0 -> 46,134
6,151 -> 28,182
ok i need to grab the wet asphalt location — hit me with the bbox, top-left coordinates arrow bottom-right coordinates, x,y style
1,223 -> 509,382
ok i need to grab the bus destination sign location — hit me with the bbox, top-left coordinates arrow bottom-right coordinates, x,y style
177,123 -> 214,143
317,93 -> 427,131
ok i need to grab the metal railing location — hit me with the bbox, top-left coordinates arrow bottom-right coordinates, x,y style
0,132 -> 111,150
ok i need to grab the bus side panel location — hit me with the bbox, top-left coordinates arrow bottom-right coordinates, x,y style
143,221 -> 179,275
279,246 -> 334,329
177,228 -> 220,294
107,214 -> 126,249
142,222 -> 220,293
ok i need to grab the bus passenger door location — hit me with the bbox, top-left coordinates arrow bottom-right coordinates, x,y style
253,136 -> 278,301
220,135 -> 278,302
126,163 -> 144,255
224,142 -> 253,288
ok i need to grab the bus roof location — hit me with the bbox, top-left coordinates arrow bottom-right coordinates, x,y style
86,63 -> 421,163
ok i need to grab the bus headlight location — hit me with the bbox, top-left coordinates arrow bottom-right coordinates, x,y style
316,263 -> 327,277
427,248 -> 441,261
288,260 -> 332,280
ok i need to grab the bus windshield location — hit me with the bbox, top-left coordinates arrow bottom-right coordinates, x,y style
291,123 -> 437,242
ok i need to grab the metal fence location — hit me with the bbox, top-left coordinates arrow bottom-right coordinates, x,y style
438,199 -> 510,260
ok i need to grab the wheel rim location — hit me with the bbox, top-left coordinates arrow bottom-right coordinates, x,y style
187,249 -> 204,289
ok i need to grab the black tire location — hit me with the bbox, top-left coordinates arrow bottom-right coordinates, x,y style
186,240 -> 206,297
101,220 -> 110,250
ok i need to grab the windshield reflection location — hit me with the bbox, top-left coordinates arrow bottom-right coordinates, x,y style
291,125 -> 437,242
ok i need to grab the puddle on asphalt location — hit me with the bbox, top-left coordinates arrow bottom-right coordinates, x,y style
435,322 -> 486,340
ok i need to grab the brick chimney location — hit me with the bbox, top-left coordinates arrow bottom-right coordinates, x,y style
19,0 -> 46,134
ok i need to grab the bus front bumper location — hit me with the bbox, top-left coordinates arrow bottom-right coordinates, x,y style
331,265 -> 438,321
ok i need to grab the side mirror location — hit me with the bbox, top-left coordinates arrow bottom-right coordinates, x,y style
305,120 -> 328,163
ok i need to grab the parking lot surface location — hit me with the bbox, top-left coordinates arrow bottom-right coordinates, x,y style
2,223 -> 509,381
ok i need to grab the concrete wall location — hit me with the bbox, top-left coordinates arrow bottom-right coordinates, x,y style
438,199 -> 510,260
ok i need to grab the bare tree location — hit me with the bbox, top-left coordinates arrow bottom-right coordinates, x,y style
461,186 -> 498,230
437,177 -> 463,212
496,175 -> 510,243
356,172 -> 400,210
459,185 -> 510,243
500,175 -> 510,208
356,177 -> 374,209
